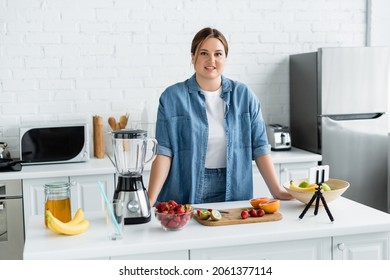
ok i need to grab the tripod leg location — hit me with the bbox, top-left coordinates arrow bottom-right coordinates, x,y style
314,193 -> 321,215
299,192 -> 317,219
320,196 -> 334,222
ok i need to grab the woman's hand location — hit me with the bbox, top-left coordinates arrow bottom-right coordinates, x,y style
271,188 -> 294,200
254,154 -> 293,200
148,155 -> 172,206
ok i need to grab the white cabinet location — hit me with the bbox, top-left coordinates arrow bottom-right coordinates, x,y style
332,232 -> 390,260
252,164 -> 278,198
253,161 -> 318,198
279,162 -> 317,184
190,237 -> 331,260
110,250 -> 189,260
23,174 -> 114,228
190,232 -> 390,260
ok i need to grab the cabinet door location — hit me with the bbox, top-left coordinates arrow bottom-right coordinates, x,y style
333,232 -> 390,260
190,237 -> 331,260
71,174 -> 115,213
22,177 -> 69,227
252,164 -> 278,198
279,161 -> 318,185
23,174 -> 115,227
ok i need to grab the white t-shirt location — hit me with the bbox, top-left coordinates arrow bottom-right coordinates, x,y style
202,87 -> 227,168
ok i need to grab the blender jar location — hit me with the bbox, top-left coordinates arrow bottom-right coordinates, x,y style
111,129 -> 157,176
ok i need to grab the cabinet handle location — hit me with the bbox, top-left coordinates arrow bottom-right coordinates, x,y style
337,243 -> 345,251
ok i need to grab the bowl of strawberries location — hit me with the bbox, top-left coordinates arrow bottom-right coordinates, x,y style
154,200 -> 193,231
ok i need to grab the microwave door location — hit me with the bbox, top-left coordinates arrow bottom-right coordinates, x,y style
20,125 -> 89,164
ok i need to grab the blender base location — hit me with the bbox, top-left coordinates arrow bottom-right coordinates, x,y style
124,215 -> 151,225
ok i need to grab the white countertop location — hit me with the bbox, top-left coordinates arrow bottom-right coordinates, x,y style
23,197 -> 390,260
0,148 -> 321,181
0,157 -> 115,180
269,147 -> 321,164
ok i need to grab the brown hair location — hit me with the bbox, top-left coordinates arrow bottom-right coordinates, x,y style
191,27 -> 229,60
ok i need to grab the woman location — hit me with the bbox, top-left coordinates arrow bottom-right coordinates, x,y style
148,27 -> 293,206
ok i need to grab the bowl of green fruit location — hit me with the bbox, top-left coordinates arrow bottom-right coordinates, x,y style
283,178 -> 350,205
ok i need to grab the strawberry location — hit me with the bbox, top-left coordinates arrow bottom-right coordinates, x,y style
196,209 -> 201,215
241,210 -> 249,219
157,202 -> 169,213
175,204 -> 185,215
160,215 -> 169,224
257,209 -> 265,217
179,218 -> 188,227
168,200 -> 178,208
173,215 -> 181,223
249,209 -> 258,217
167,220 -> 178,229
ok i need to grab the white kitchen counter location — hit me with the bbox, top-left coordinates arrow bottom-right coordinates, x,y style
23,197 -> 390,260
0,148 -> 320,180
269,147 -> 321,164
0,157 -> 115,181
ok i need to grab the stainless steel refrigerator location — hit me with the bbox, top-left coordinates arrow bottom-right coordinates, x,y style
289,47 -> 389,212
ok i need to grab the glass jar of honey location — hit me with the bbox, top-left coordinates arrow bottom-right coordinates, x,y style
44,182 -> 72,227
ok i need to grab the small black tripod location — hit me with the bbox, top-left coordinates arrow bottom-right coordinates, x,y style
298,169 -> 334,222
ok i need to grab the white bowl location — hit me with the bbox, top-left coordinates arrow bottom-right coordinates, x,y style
283,178 -> 350,205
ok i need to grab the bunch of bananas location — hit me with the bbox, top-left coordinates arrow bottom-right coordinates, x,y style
46,208 -> 90,235
289,180 -> 332,192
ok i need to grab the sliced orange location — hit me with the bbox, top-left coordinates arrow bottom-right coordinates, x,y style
258,199 -> 280,214
249,197 -> 271,208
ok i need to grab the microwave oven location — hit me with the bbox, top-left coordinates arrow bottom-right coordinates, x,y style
20,123 -> 90,165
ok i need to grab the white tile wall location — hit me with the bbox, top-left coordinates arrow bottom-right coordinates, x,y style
0,0 -> 369,156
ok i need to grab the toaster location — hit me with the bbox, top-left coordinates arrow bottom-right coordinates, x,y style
266,124 -> 291,151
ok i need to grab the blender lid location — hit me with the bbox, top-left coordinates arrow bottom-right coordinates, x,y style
112,129 -> 148,139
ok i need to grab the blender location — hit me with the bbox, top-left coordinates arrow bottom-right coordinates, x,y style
111,129 -> 157,224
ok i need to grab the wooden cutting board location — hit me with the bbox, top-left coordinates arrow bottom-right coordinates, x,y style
193,207 -> 282,226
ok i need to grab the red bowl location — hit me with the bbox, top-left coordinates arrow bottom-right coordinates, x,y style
154,210 -> 192,231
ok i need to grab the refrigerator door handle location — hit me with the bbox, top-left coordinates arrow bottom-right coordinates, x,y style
320,112 -> 385,121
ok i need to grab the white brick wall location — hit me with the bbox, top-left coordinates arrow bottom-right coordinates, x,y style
0,0 -> 369,156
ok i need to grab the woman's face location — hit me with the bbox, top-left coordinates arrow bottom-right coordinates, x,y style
192,37 -> 227,83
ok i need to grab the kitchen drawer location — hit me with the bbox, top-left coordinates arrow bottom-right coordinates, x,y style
190,237 -> 331,260
110,249 -> 189,260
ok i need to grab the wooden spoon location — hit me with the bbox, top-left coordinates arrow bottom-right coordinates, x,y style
119,114 -> 129,129
108,117 -> 117,131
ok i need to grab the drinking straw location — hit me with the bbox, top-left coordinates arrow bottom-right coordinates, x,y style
97,181 -> 122,235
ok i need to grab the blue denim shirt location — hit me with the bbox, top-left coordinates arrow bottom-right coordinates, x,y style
155,74 -> 271,204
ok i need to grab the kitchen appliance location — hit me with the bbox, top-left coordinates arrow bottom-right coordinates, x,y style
290,46 -> 389,212
20,123 -> 89,165
0,180 -> 24,260
111,129 -> 157,224
0,142 -> 11,159
266,124 -> 291,151
0,159 -> 23,172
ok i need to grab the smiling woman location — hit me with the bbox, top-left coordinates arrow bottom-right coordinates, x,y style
147,27 -> 293,207
190,28 -> 229,92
